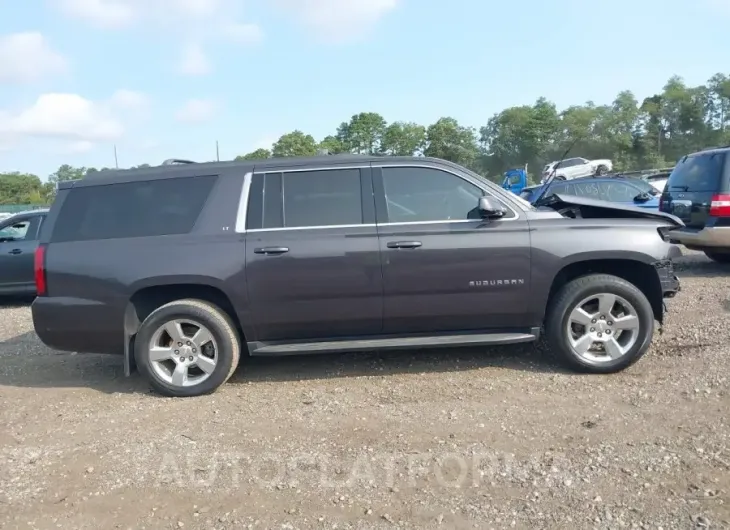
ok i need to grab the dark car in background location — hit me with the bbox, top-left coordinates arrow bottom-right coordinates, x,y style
520,176 -> 660,209
0,209 -> 49,296
659,146 -> 730,263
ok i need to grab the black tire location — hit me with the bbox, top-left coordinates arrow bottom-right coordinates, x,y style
554,175 -> 566,181
134,299 -> 241,397
545,274 -> 655,374
704,250 -> 730,263
595,165 -> 608,176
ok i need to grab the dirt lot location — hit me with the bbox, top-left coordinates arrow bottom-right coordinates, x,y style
0,251 -> 728,530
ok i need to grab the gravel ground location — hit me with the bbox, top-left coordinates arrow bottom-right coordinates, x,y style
0,250 -> 728,530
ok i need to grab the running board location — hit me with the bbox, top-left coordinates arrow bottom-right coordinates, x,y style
247,329 -> 540,356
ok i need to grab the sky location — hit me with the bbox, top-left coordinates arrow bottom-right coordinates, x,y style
0,0 -> 728,179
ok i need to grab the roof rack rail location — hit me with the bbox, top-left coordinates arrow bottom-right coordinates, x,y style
161,158 -> 196,165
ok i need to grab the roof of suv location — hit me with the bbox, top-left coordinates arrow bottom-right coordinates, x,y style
688,145 -> 730,156
64,155 -> 470,188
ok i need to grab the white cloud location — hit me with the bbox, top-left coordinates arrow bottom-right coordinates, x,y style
0,32 -> 69,83
251,135 -> 278,151
65,140 -> 95,153
0,93 -> 124,142
222,22 -> 264,44
110,89 -> 149,109
706,0 -> 730,14
175,98 -> 217,123
178,43 -> 211,75
274,0 -> 398,41
56,0 -> 137,28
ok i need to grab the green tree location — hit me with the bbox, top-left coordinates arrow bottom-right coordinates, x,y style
381,122 -> 426,156
424,117 -> 480,167
336,112 -> 387,154
0,172 -> 45,204
272,131 -> 318,157
235,148 -> 272,160
318,135 -> 346,154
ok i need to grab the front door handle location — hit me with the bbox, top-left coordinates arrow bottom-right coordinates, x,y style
254,246 -> 289,255
8,248 -> 22,255
387,241 -> 422,249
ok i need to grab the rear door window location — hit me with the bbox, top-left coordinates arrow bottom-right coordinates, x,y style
282,169 -> 363,228
51,175 -> 217,242
668,152 -> 726,191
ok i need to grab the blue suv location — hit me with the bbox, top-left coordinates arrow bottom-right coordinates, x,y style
520,176 -> 660,209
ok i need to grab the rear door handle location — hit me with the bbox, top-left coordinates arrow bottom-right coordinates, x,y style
8,249 -> 22,255
387,241 -> 422,249
254,246 -> 289,255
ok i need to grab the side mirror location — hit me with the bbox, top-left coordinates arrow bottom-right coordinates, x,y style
478,196 -> 506,219
634,192 -> 651,202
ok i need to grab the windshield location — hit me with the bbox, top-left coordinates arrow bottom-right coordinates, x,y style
667,152 -> 726,192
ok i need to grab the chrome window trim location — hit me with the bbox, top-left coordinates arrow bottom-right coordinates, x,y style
234,172 -> 253,233
253,165 -> 370,175
373,163 -> 521,222
247,224 -> 376,233
234,163 -> 525,234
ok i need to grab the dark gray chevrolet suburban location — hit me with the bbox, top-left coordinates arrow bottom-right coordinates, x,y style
31,155 -> 682,397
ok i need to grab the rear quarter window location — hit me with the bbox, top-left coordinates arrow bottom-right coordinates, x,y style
667,152 -> 727,192
51,175 -> 217,242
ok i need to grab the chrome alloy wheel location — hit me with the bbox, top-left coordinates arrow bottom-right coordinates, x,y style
147,319 -> 218,388
565,293 -> 641,363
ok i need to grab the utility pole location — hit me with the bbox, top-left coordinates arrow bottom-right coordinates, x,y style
216,140 -> 220,162
114,145 -> 119,168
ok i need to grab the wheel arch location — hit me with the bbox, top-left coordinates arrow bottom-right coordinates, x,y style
543,257 -> 664,325
123,277 -> 250,375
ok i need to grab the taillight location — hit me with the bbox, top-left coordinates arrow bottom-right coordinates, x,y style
34,245 -> 47,296
710,194 -> 730,217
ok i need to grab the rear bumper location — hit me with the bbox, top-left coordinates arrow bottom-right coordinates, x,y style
31,296 -> 124,355
669,226 -> 730,250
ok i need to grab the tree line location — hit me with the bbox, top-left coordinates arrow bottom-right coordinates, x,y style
2,72 -> 729,206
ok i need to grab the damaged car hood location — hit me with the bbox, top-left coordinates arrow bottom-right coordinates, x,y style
535,193 -> 684,227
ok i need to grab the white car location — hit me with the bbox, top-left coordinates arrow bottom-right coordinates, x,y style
541,157 -> 613,182
642,172 -> 671,192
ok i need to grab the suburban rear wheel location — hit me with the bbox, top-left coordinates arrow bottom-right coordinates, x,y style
704,250 -> 730,263
134,299 -> 240,397
545,274 -> 655,373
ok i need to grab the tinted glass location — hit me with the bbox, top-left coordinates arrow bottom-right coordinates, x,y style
571,181 -> 601,199
627,178 -> 659,195
601,181 -> 636,202
52,175 -> 217,242
282,169 -> 362,228
549,182 -> 577,195
382,167 -> 487,222
667,152 -> 726,191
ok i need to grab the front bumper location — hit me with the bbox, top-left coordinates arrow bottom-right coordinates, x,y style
669,226 -> 730,250
655,259 -> 680,298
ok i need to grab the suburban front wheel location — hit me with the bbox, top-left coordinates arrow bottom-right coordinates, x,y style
134,299 -> 241,397
545,274 -> 655,373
